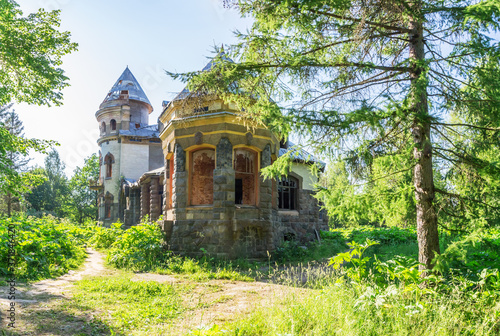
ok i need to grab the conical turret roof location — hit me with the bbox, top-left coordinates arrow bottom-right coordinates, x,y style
102,67 -> 152,106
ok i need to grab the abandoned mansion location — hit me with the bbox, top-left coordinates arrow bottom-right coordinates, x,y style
92,61 -> 328,257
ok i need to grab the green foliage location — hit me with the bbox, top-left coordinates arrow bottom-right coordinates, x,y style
89,221 -> 124,249
0,0 -> 78,106
329,239 -> 379,282
26,149 -> 70,218
67,153 -> 99,223
210,233 -> 500,336
175,0 -> 500,269
433,229 -> 500,276
0,215 -> 89,280
107,222 -> 164,270
317,156 -> 417,228
323,226 -> 417,245
273,238 -> 346,263
98,221 -> 254,281
0,105 -> 54,201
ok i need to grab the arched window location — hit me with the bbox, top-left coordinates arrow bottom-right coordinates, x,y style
104,153 -> 114,179
190,149 -> 215,205
110,119 -> 117,131
278,176 -> 298,210
104,192 -> 114,219
101,121 -> 106,134
234,149 -> 257,205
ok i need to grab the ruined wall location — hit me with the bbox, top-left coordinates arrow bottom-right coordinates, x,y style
275,190 -> 329,245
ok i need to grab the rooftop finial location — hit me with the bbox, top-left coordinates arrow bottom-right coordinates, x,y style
220,44 -> 224,52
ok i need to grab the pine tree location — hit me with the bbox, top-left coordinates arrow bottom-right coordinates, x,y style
0,104 -> 30,216
173,0 -> 500,271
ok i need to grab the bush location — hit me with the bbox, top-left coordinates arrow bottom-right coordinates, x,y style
106,222 -> 165,270
89,221 -> 124,249
0,215 -> 89,280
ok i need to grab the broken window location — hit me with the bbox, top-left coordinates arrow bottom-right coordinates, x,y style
110,119 -> 117,131
105,204 -> 111,218
104,192 -> 114,219
190,149 -> 215,205
278,176 -> 298,210
234,149 -> 256,205
104,153 -> 114,179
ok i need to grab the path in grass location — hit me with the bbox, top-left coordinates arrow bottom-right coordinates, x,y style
0,249 -> 115,335
0,249 -> 309,335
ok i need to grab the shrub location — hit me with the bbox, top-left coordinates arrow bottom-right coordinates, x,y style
89,221 -> 124,249
106,222 -> 165,270
0,215 -> 89,280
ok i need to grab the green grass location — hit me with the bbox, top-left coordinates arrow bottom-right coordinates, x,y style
218,277 -> 500,335
71,274 -> 189,333
188,227 -> 500,335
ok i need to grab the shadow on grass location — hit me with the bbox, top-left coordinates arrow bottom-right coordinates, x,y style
0,288 -> 121,336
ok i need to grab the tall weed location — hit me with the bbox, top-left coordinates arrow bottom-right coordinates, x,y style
0,215 -> 89,280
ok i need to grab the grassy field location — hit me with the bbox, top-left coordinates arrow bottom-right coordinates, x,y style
1,218 -> 500,335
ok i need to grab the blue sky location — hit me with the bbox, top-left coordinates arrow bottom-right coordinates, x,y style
14,0 -> 252,175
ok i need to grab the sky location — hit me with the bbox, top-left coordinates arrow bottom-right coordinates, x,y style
13,0 -> 252,176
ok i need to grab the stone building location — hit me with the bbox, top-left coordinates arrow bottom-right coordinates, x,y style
93,63 -> 328,258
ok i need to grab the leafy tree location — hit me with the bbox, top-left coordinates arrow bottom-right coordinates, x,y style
319,157 -> 416,229
68,154 -> 99,224
0,0 -> 76,206
174,0 -> 500,270
26,149 -> 69,217
0,0 -> 78,106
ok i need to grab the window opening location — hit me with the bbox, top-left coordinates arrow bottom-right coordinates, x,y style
110,119 -> 117,131
234,149 -> 256,205
278,176 -> 298,210
235,179 -> 243,204
191,149 -> 215,205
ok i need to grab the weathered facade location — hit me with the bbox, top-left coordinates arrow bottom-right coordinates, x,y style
93,63 -> 328,258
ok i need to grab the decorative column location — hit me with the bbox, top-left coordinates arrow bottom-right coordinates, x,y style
140,182 -> 151,221
172,143 -> 187,215
213,138 -> 235,251
150,176 -> 161,222
259,144 -> 274,250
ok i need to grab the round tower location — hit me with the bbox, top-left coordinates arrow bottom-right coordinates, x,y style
95,66 -> 153,223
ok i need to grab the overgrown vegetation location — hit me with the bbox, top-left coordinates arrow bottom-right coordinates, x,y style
0,215 -> 90,281
91,221 -> 254,282
194,232 -> 500,335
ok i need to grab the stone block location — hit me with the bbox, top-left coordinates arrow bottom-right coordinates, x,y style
214,191 -> 225,201
214,175 -> 227,184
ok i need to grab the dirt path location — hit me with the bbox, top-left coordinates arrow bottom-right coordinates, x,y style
132,272 -> 298,335
0,249 -> 110,335
0,250 -> 322,335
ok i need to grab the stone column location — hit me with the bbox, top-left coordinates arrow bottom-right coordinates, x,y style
259,144 -> 274,250
140,182 -> 151,221
213,138 -> 235,253
150,176 -> 161,222
172,143 -> 187,216
130,188 -> 141,225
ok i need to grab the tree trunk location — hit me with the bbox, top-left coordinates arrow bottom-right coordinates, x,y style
409,14 -> 440,271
